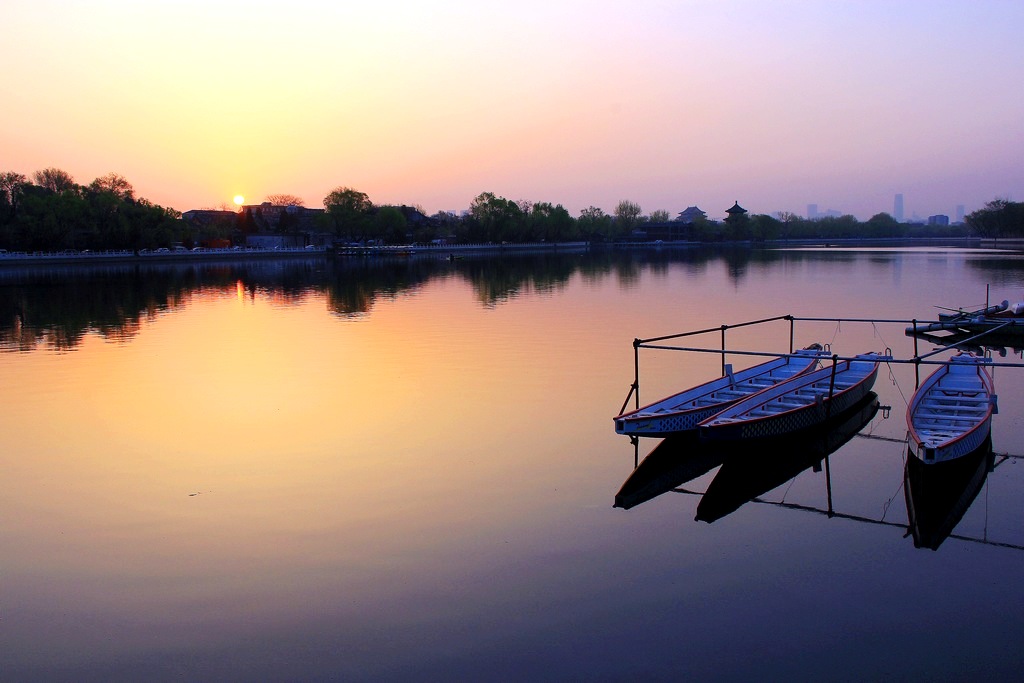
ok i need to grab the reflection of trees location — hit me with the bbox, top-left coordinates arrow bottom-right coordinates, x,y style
323,258 -> 437,317
0,266 -> 189,351
4,248 -> 949,351
0,262 -> 320,351
453,254 -> 576,308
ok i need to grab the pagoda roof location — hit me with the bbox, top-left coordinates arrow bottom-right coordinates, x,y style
725,201 -> 747,214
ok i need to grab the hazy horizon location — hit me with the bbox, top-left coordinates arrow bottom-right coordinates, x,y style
4,1 -> 1022,221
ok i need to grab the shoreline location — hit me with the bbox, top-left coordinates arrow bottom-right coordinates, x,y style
0,236 -> 1017,268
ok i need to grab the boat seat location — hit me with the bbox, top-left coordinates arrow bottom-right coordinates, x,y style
938,381 -> 982,393
917,403 -> 987,413
715,390 -> 748,399
915,415 -> 980,427
921,395 -> 987,405
917,409 -> 982,420
775,398 -> 808,408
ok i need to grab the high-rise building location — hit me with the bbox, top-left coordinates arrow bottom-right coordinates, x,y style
807,204 -> 818,220
956,205 -> 966,223
894,194 -> 904,222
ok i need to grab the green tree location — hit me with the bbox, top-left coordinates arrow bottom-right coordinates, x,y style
577,206 -> 613,241
89,172 -> 134,200
614,200 -> 642,235
649,209 -> 670,223
749,214 -> 782,241
528,202 -> 576,242
373,206 -> 407,244
468,192 -> 524,242
323,187 -> 373,240
966,198 -> 1024,238
865,212 -> 901,237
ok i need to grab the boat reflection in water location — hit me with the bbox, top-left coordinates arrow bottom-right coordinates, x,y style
695,392 -> 880,523
904,435 -> 994,551
614,392 -> 880,515
613,434 -> 733,510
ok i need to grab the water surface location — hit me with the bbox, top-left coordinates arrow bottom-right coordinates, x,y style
3,248 -> 1023,681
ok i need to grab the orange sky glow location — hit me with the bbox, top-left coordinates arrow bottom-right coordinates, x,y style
4,1 -> 1023,221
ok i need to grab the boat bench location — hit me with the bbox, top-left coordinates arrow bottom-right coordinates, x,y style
715,389 -> 749,399
920,398 -> 987,410
921,397 -> 983,413
775,398 -> 808,409
937,380 -> 982,393
916,428 -> 959,440
915,414 -> 982,427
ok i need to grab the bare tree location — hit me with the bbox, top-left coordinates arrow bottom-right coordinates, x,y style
0,171 -> 27,206
33,167 -> 77,193
265,194 -> 305,206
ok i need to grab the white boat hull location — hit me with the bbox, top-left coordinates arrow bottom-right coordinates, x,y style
697,353 -> 885,441
614,345 -> 827,437
907,353 -> 996,464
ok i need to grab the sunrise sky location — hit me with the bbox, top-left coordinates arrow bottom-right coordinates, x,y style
4,1 -> 1022,220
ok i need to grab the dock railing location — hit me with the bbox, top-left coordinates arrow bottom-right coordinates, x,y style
618,314 -> 1024,417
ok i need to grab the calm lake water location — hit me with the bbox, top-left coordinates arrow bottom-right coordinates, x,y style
3,247 -> 1024,681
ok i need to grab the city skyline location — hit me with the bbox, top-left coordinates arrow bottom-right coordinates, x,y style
3,1 -> 1022,221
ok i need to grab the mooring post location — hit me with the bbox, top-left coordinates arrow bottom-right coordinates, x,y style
720,325 -> 727,376
826,355 -> 839,419
633,337 -> 641,409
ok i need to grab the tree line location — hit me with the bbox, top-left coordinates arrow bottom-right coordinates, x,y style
1,167 -> 1020,252
0,169 -> 182,252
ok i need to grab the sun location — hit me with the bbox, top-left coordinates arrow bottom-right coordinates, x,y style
233,194 -> 245,206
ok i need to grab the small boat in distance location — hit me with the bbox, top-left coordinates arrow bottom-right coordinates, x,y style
698,352 -> 887,441
613,344 -> 828,437
906,298 -> 1024,337
907,352 -> 997,464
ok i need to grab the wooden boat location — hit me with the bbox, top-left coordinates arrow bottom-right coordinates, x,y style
613,433 -> 734,510
613,344 -> 828,437
906,298 -> 1024,337
695,392 -> 880,523
906,352 -> 997,464
904,435 -> 993,550
905,327 -> 1024,358
697,352 -> 886,441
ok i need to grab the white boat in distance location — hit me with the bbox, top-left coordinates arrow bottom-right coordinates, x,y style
907,352 -> 997,464
614,344 -> 829,437
698,352 -> 888,441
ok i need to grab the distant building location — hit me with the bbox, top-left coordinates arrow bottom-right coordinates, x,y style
236,202 -> 325,233
928,214 -> 950,226
675,206 -> 707,224
807,204 -> 818,220
956,205 -> 966,223
181,209 -> 237,227
725,201 -> 747,219
894,194 -> 904,222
